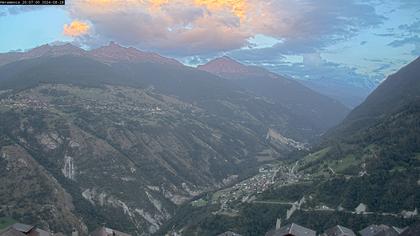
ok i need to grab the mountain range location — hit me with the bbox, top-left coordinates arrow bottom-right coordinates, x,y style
0,43 -> 350,235
0,42 -> 180,67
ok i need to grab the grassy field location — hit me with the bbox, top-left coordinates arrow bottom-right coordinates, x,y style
303,147 -> 331,163
191,199 -> 208,207
0,217 -> 16,230
329,154 -> 360,174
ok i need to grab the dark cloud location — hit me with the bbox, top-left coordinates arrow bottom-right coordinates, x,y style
388,20 -> 420,55
389,36 -> 420,47
375,33 -> 397,37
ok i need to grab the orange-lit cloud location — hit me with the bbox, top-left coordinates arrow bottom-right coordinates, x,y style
63,20 -> 90,37
193,0 -> 248,20
150,0 -> 170,8
63,0 -> 281,54
64,0 -> 383,56
147,0 -> 248,19
77,0 -> 247,19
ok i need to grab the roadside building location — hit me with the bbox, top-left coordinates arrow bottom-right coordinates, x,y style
0,227 -> 27,236
266,222 -> 316,236
10,224 -> 34,235
0,223 -> 54,236
360,225 -> 402,236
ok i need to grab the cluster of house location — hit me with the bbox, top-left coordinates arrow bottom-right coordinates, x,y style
2,221 -> 419,236
218,220 -> 420,236
0,223 -> 131,236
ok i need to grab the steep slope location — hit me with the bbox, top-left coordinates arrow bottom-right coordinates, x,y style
0,50 -> 343,141
160,58 -> 420,236
0,44 -> 349,140
0,143 -> 86,234
333,57 -> 420,135
0,55 -> 282,140
198,57 -> 349,137
0,44 -> 354,235
0,54 -> 318,234
0,84 -> 282,235
264,57 -> 420,231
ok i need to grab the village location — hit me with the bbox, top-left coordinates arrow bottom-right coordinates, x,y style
191,162 -> 303,215
1,220 -> 419,236
0,94 -> 167,118
217,219 -> 419,236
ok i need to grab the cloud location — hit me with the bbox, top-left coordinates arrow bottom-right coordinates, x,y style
261,57 -> 379,90
389,36 -> 420,47
63,0 -> 385,56
399,0 -> 420,9
388,20 -> 420,55
63,20 -> 90,37
193,0 -> 248,20
389,36 -> 420,55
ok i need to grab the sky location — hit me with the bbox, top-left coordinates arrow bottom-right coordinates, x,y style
0,0 -> 419,87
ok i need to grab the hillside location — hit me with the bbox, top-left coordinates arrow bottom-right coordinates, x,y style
199,57 -> 349,135
0,84 -> 283,235
160,57 -> 420,236
0,43 -> 352,235
0,45 -> 349,140
332,57 -> 420,136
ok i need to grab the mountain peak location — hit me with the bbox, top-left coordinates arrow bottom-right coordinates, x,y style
212,56 -> 243,65
0,42 -> 182,67
199,56 -> 244,70
89,42 -> 181,66
198,56 -> 255,75
109,41 -> 119,46
94,42 -> 133,52
198,56 -> 276,79
103,41 -> 128,50
20,43 -> 86,59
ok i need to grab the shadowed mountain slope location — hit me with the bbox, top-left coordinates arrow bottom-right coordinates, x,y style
159,57 -> 420,236
199,57 -> 349,135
